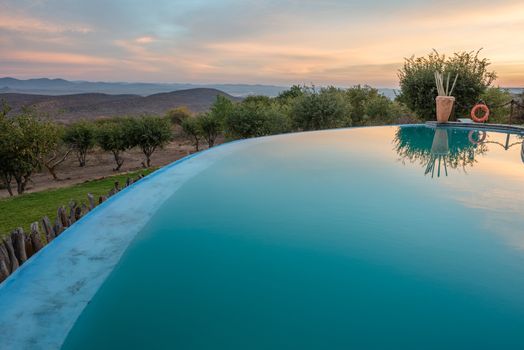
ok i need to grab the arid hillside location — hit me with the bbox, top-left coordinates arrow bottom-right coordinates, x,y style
0,88 -> 241,123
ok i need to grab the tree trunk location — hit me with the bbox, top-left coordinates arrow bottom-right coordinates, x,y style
112,151 -> 124,171
1,174 -> 13,196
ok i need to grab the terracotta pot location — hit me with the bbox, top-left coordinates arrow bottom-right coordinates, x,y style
435,96 -> 455,123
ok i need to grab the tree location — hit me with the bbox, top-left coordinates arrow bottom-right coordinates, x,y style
198,113 -> 222,148
481,87 -> 512,123
210,95 -> 234,122
182,117 -> 202,152
225,100 -> 291,139
128,116 -> 172,168
397,50 -> 497,120
0,109 -> 57,195
166,107 -> 192,125
291,87 -> 351,131
63,121 -> 97,167
276,85 -> 305,103
39,122 -> 71,180
96,118 -> 132,171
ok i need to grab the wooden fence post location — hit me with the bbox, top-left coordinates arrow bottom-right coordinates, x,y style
41,216 -> 56,243
2,236 -> 19,273
11,228 -> 27,264
30,222 -> 45,254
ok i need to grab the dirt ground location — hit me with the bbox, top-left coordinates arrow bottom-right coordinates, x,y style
0,135 -> 214,198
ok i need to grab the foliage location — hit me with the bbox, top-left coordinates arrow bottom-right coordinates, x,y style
198,113 -> 222,147
38,122 -> 70,180
181,117 -> 202,151
397,50 -> 497,120
276,85 -> 305,103
96,118 -> 133,171
225,99 -> 291,139
63,120 -> 97,167
481,87 -> 512,123
291,87 -> 352,130
0,168 -> 153,237
127,116 -> 172,168
210,95 -> 235,123
166,107 -> 192,125
393,126 -> 488,173
0,109 -> 60,195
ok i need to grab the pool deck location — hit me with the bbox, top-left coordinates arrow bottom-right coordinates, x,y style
425,121 -> 524,134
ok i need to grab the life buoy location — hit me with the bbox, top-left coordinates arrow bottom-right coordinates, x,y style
468,130 -> 487,145
471,104 -> 490,123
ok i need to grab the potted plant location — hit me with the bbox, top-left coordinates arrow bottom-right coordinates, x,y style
434,71 -> 458,123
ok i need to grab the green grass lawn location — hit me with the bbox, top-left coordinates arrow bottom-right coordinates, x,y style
0,168 -> 155,238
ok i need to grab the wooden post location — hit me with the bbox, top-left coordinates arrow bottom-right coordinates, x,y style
30,222 -> 45,254
3,236 -> 19,273
11,228 -> 27,264
74,206 -> 83,221
58,206 -> 69,228
24,226 -> 34,259
99,195 -> 107,204
114,181 -> 120,192
108,188 -> 116,197
41,216 -> 56,242
68,201 -> 77,225
0,244 -> 11,282
54,216 -> 64,237
87,193 -> 95,210
126,177 -> 132,187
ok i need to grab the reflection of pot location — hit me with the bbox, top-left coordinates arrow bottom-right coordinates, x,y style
436,96 -> 455,123
431,128 -> 449,155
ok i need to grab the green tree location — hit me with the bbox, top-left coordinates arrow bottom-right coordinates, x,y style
397,50 -> 496,120
291,87 -> 351,131
64,121 -> 97,167
97,118 -> 132,171
210,95 -> 235,123
481,87 -> 513,123
39,122 -> 70,180
225,100 -> 291,139
198,113 -> 222,148
128,116 -> 172,168
0,109 -> 59,195
276,85 -> 305,104
181,117 -> 203,152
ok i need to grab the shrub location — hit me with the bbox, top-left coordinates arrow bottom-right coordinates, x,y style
225,100 -> 291,139
63,120 -> 97,167
166,107 -> 192,125
291,87 -> 351,130
397,50 -> 497,120
481,87 -> 513,123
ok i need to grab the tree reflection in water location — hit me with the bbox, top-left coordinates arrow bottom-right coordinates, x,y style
393,126 -> 489,177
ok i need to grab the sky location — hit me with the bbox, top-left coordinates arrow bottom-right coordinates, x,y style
1,0 -> 523,87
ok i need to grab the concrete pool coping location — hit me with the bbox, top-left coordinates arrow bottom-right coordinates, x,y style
426,121 -> 524,135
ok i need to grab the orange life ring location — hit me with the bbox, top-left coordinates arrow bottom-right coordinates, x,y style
468,130 -> 487,144
471,104 -> 490,123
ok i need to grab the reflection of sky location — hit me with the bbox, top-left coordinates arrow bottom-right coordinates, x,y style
392,126 -> 524,251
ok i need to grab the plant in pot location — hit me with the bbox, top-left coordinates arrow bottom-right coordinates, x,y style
434,71 -> 458,123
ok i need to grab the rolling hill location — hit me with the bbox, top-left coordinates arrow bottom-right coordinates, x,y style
0,88 -> 241,123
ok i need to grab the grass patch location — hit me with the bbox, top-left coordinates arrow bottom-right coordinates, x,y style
0,168 -> 155,237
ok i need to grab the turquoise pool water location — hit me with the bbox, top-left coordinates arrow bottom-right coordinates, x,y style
2,125 -> 524,349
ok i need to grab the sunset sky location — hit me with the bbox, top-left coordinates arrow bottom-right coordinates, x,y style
1,0 -> 523,87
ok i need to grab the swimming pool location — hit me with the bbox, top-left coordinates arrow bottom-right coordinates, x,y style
1,125 -> 524,349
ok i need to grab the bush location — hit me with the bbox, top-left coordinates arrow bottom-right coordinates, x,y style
225,100 -> 291,139
291,87 -> 351,130
481,87 -> 512,123
128,116 -> 172,168
166,107 -> 192,125
63,120 -> 97,167
397,50 -> 497,120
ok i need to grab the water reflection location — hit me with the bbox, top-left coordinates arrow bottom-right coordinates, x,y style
393,126 -> 488,177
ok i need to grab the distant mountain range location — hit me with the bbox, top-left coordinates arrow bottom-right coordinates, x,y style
0,89 -> 241,123
0,77 -> 287,98
0,77 -> 401,99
